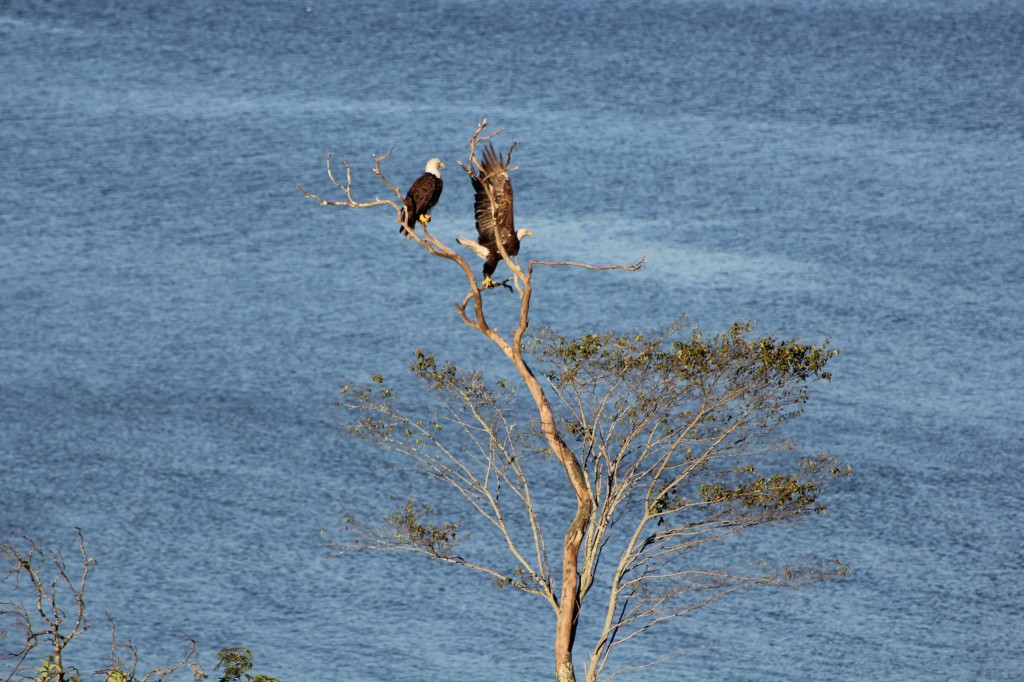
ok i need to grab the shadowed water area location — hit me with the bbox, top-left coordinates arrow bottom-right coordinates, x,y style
1,0 -> 1022,679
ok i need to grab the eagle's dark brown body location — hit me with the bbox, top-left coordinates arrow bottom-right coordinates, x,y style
401,158 -> 444,235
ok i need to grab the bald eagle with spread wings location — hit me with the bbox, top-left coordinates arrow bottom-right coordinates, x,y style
400,157 -> 444,236
457,144 -> 532,288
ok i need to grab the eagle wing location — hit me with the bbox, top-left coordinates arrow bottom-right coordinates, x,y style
471,144 -> 514,251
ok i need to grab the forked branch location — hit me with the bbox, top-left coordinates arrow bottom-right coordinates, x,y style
1,529 -> 94,682
297,148 -> 403,215
100,616 -> 201,682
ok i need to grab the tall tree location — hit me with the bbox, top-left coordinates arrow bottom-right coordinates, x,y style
301,120 -> 848,681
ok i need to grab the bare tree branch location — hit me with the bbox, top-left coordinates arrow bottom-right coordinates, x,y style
529,257 -> 646,273
1,528 -> 94,682
99,615 -> 201,682
296,148 -> 403,213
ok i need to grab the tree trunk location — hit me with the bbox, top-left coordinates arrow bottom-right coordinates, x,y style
506,347 -> 593,682
556,658 -> 577,682
554,505 -> 589,682
482,274 -> 595,681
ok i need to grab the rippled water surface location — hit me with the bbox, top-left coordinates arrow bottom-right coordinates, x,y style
2,1 -> 1022,679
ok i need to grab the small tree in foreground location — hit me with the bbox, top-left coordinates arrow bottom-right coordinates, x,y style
0,529 -> 96,682
1,531 -> 278,682
303,120 -> 849,681
0,530 -> 205,682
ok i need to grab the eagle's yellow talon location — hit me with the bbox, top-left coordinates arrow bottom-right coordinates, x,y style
482,276 -> 494,289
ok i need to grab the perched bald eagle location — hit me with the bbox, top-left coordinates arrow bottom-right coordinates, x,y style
457,144 -> 532,288
401,158 -> 444,236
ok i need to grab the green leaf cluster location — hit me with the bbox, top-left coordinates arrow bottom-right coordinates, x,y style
388,499 -> 462,558
410,350 -> 502,407
34,656 -> 80,682
215,648 -> 280,682
539,321 -> 836,388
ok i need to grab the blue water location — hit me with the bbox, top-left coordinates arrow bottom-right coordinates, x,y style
2,0 -> 1022,679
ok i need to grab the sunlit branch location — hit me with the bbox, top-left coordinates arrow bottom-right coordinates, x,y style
296,149 -> 403,214
529,257 -> 646,273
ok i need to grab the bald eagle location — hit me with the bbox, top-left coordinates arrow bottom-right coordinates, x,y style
457,144 -> 532,288
401,158 -> 444,236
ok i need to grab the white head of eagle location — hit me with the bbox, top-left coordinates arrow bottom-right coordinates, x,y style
401,158 -> 444,236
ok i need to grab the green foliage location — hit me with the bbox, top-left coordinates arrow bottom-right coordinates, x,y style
33,656 -> 80,682
388,499 -> 462,558
530,320 -> 847,527
541,321 -> 836,388
215,648 -> 279,682
700,470 -> 822,513
492,565 -> 540,592
687,456 -> 853,517
215,648 -> 252,681
410,350 -> 501,407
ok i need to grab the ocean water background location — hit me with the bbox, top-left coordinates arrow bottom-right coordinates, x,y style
1,0 -> 1022,679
